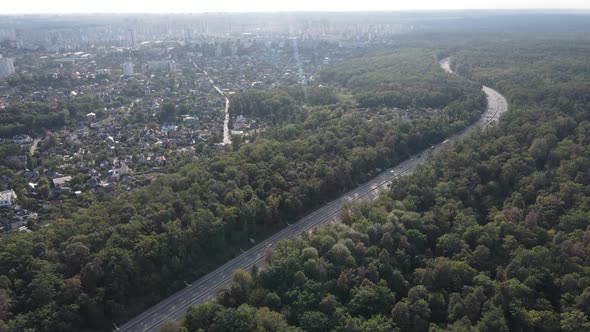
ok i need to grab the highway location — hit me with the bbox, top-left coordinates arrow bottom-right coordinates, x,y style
114,58 -> 508,332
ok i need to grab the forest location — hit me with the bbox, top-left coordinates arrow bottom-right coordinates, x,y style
318,49 -> 479,110
0,49 -> 484,331
0,97 -> 103,137
170,36 -> 590,331
230,49 -> 484,126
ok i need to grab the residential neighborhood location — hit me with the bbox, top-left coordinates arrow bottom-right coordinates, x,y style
0,16 -> 380,232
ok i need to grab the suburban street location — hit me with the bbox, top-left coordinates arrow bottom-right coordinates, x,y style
192,61 -> 232,145
212,85 -> 231,145
114,59 -> 508,332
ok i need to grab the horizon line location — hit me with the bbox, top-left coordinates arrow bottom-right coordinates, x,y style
1,8 -> 590,16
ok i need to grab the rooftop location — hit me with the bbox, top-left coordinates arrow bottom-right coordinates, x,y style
0,189 -> 17,201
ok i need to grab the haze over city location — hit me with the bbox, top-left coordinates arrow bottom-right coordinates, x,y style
3,0 -> 590,14
0,2 -> 589,332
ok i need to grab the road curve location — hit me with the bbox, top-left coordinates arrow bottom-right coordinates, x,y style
114,58 -> 508,332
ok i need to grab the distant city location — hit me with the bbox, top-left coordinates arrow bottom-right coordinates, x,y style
0,13 -> 420,52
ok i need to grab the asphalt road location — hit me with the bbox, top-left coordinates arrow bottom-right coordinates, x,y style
192,62 -> 231,145
114,58 -> 508,332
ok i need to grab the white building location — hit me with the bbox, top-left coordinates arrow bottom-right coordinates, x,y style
111,163 -> 131,178
12,134 -> 32,144
123,62 -> 134,76
161,124 -> 178,133
86,112 -> 97,122
148,60 -> 176,72
0,189 -> 17,208
0,56 -> 15,77
52,176 -> 72,188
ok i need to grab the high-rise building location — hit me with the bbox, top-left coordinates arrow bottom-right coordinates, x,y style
127,28 -> 137,48
184,28 -> 193,42
15,30 -> 25,49
123,62 -> 134,76
0,56 -> 15,77
50,31 -> 59,46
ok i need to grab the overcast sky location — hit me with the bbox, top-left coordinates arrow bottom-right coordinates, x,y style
3,0 -> 590,14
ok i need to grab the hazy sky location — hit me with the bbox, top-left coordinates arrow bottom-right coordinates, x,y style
3,0 -> 590,14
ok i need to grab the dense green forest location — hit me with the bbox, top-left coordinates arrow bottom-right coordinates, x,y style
173,38 -> 590,331
0,97 -> 103,137
318,50 -> 477,110
229,87 -> 340,125
230,49 -> 483,125
0,49 -> 484,331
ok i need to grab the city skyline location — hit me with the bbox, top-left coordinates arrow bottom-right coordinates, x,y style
2,0 -> 590,14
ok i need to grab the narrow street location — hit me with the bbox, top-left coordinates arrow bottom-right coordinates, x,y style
192,62 -> 231,145
29,138 -> 40,155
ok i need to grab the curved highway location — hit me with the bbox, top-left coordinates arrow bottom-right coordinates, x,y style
114,58 -> 508,332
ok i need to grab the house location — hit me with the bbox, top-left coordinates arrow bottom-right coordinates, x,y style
75,127 -> 90,137
86,112 -> 97,122
182,116 -> 199,128
196,129 -> 212,139
0,189 -> 17,207
65,133 -> 79,142
12,134 -> 33,144
231,130 -> 244,136
89,169 -> 100,179
52,176 -> 72,188
17,226 -> 32,233
53,187 -> 72,195
111,163 -> 131,178
23,170 -> 40,181
233,122 -> 248,130
161,124 -> 178,133
1,209 -> 37,232
233,115 -> 250,130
